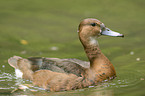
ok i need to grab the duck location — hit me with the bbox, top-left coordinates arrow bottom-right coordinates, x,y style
8,18 -> 124,91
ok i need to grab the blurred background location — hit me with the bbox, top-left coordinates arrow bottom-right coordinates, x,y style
0,0 -> 145,96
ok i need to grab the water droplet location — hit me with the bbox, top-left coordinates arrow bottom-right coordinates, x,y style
136,58 -> 140,61
50,46 -> 59,51
88,86 -> 94,88
21,50 -> 27,54
130,51 -> 134,55
140,78 -> 144,80
2,65 -> 5,68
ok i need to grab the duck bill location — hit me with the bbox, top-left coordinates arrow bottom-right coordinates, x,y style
101,28 -> 124,37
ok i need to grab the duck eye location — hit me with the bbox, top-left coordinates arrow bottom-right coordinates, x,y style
90,23 -> 96,27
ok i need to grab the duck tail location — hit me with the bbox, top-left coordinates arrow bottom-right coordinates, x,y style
8,56 -> 33,80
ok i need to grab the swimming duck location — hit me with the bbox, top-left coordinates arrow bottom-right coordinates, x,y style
8,18 -> 124,91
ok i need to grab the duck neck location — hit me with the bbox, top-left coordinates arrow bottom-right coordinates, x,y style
79,35 -> 104,68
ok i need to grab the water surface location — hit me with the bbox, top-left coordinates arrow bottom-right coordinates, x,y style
0,0 -> 145,96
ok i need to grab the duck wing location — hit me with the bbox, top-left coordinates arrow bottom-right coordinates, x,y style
9,56 -> 90,77
37,58 -> 90,77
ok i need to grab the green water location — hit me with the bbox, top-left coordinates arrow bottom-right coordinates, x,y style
0,0 -> 145,95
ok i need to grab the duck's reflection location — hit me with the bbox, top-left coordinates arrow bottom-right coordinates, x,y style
11,86 -> 114,96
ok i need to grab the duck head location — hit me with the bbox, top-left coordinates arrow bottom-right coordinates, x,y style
78,18 -> 124,46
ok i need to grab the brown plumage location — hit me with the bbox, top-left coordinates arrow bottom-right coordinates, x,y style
8,18 -> 124,91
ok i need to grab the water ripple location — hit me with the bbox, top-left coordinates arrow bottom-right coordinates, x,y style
101,69 -> 144,88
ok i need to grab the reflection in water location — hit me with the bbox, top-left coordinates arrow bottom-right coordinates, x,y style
0,69 -> 144,96
0,70 -> 115,96
102,69 -> 144,89
10,86 -> 114,96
